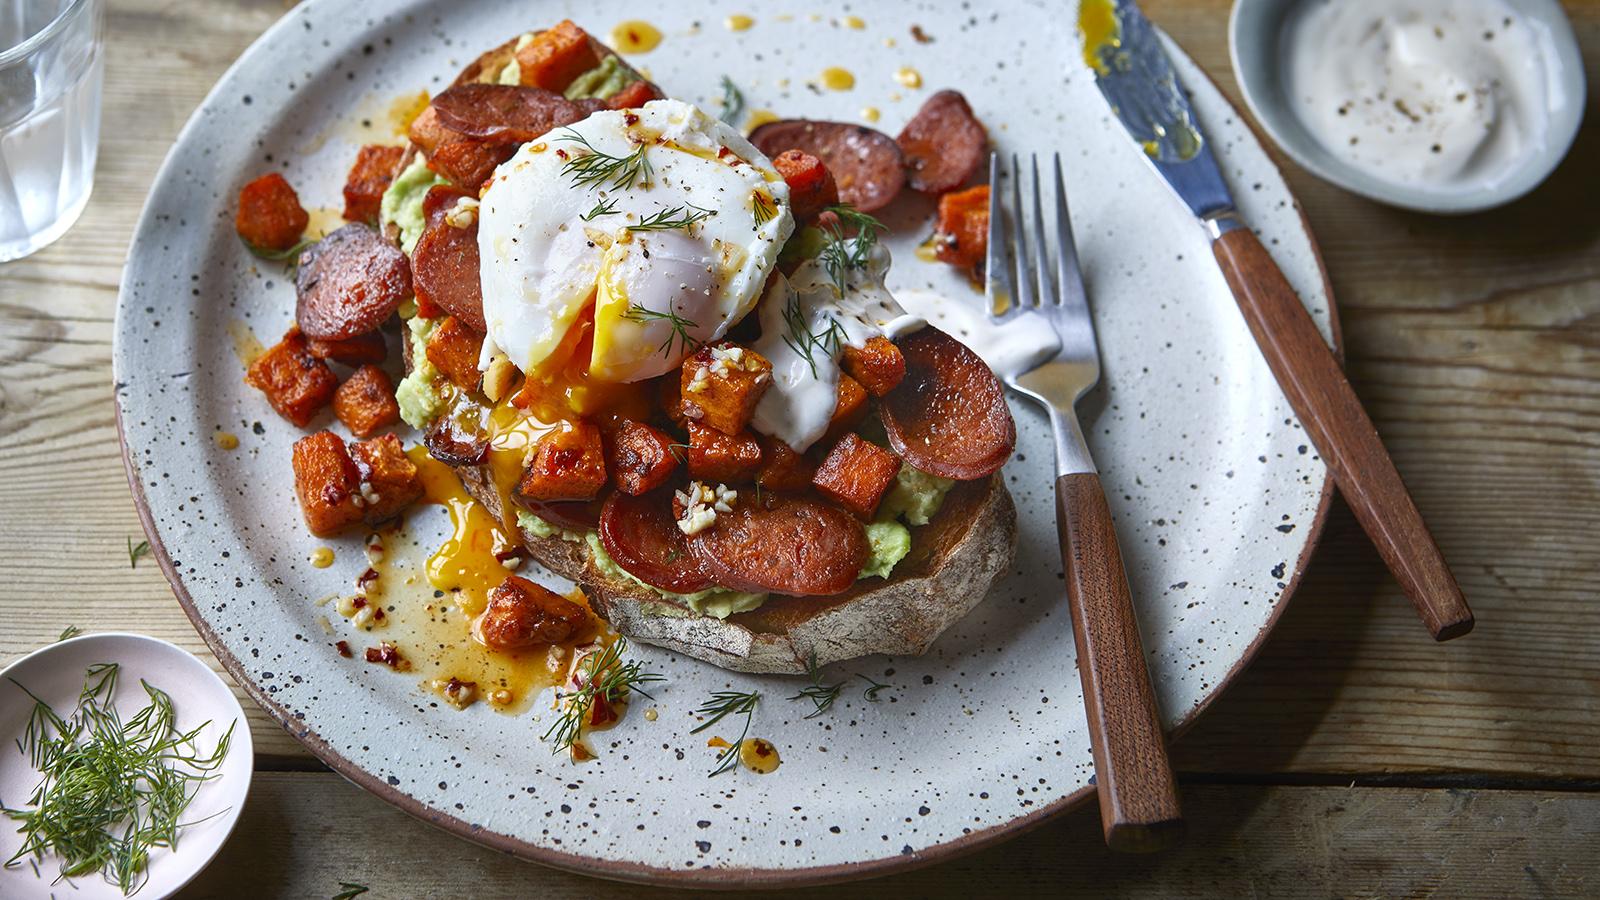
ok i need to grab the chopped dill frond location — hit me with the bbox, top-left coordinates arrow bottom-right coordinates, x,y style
627,204 -> 716,233
556,128 -> 653,191
540,639 -> 664,757
691,690 -> 759,777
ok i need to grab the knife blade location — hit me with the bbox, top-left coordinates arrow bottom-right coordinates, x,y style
1080,0 -> 1474,641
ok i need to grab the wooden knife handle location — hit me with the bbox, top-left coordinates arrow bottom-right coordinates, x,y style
1212,226 -> 1473,640
1057,471 -> 1183,852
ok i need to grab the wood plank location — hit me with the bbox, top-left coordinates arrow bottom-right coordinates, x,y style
1,0 -> 1597,783
168,774 -> 1599,897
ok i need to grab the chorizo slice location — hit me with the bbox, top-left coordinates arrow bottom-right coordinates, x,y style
897,89 -> 988,195
411,186 -> 486,333
686,494 -> 867,597
599,490 -> 714,594
295,223 -> 412,341
748,120 -> 906,212
423,414 -> 489,467
430,83 -> 601,144
522,497 -> 605,532
879,327 -> 1015,480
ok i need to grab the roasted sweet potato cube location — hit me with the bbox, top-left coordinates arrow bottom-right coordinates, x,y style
934,184 -> 989,271
342,144 -> 405,225
235,173 -> 309,252
407,105 -> 453,159
425,315 -> 483,392
822,374 -> 870,445
334,365 -> 401,438
687,422 -> 763,483
680,341 -> 773,435
658,375 -> 687,431
246,329 -> 338,427
478,575 -> 590,650
841,336 -> 906,397
427,139 -> 516,193
516,20 -> 600,92
772,150 -> 840,223
606,419 -> 680,496
350,433 -> 423,522
755,435 -> 816,492
812,433 -> 902,519
605,79 -> 661,110
308,331 -> 387,365
292,431 -> 364,536
519,420 -> 608,501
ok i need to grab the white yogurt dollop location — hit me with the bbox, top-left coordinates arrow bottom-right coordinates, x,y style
1282,0 -> 1556,192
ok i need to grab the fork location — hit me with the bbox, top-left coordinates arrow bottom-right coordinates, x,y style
986,153 -> 1183,852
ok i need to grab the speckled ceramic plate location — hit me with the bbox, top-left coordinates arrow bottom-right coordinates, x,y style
113,0 -> 1338,887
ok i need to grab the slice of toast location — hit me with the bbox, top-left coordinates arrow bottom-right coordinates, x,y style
391,27 -> 1018,674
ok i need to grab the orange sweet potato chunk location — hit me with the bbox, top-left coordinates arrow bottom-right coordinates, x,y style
307,331 -> 387,366
933,184 -> 989,271
822,374 -> 869,445
245,329 -> 338,427
516,20 -> 600,93
679,341 -> 773,436
755,435 -> 816,492
606,419 -> 680,496
349,433 -> 423,523
812,433 -> 901,519
840,336 -> 906,397
342,144 -> 405,225
235,173 -> 309,252
425,315 -> 483,392
478,575 -> 590,650
519,420 -> 608,502
333,365 -> 401,438
687,422 -> 763,484
772,150 -> 839,223
292,431 -> 364,536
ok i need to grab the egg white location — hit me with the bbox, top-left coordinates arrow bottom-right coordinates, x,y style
477,99 -> 793,383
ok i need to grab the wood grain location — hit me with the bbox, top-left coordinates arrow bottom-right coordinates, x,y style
174,773 -> 1600,898
1212,225 -> 1473,640
1057,473 -> 1182,851
0,2 -> 1595,893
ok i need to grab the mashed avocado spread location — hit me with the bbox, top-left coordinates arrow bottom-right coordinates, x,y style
564,56 -> 636,100
395,312 -> 443,429
380,155 -> 446,254
511,464 -> 954,619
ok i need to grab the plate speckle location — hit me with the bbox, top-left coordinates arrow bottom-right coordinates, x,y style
114,0 -> 1334,886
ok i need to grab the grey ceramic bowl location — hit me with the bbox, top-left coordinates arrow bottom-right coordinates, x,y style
1229,0 -> 1586,214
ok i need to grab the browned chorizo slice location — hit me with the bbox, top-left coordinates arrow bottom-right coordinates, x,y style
599,490 -> 714,594
411,186 -> 485,333
686,494 -> 867,596
520,497 -> 606,533
423,414 -> 489,467
430,83 -> 600,144
897,89 -> 988,195
748,120 -> 906,212
879,327 -> 1015,480
295,223 -> 412,341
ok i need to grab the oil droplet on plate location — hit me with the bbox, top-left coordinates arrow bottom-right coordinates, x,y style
745,108 -> 779,132
740,737 -> 781,773
644,707 -> 659,721
861,106 -> 881,123
226,320 -> 264,368
388,90 -> 430,136
724,13 -> 754,32
883,36 -> 897,48
821,67 -> 855,90
214,431 -> 239,450
611,20 -> 663,54
842,15 -> 865,29
310,547 -> 335,568
895,66 -> 923,89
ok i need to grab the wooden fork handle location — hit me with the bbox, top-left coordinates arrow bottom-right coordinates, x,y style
1057,471 -> 1183,852
1213,226 -> 1473,640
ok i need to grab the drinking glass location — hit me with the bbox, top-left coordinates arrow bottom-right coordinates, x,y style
0,0 -> 103,262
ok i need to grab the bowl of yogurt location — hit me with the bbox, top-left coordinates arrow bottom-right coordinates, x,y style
1229,0 -> 1585,214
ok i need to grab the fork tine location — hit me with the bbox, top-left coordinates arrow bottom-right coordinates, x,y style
1010,154 -> 1037,309
1030,155 -> 1058,307
1052,153 -> 1089,313
984,153 -> 1012,321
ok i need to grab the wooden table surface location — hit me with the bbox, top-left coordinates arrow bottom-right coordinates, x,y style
1,0 -> 1596,896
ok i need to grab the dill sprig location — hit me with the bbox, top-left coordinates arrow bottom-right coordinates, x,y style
690,690 -> 759,777
751,191 -> 778,226
781,291 -> 848,379
818,204 -> 886,298
623,304 -> 702,359
333,882 -> 370,900
3,663 -> 235,896
557,129 -> 653,190
582,197 -> 620,221
541,639 -> 664,756
718,75 -> 745,127
627,204 -> 715,234
788,651 -> 841,719
57,626 -> 82,642
859,674 -> 891,701
247,236 -> 314,264
126,538 -> 151,570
